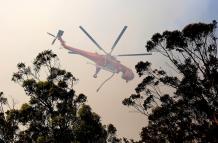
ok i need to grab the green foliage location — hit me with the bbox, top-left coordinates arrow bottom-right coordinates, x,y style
0,50 -> 118,143
0,92 -> 18,143
123,21 -> 218,142
74,105 -> 107,143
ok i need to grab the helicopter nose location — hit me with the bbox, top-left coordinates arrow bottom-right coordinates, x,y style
125,73 -> 134,82
128,72 -> 134,81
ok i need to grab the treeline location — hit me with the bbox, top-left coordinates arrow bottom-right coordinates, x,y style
1,21 -> 218,143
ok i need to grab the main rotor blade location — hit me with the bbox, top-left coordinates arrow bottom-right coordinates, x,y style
47,32 -> 56,38
79,26 -> 108,54
116,53 -> 152,57
110,26 -> 128,54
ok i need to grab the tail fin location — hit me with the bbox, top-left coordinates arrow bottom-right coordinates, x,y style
57,30 -> 64,38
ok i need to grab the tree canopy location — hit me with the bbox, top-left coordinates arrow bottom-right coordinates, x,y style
123,21 -> 218,142
0,50 -> 120,143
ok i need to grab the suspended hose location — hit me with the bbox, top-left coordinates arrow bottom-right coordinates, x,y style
96,73 -> 115,92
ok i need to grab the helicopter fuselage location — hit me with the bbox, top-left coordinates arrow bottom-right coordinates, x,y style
59,38 -> 134,82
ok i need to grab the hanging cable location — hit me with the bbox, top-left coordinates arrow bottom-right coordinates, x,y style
96,73 -> 115,92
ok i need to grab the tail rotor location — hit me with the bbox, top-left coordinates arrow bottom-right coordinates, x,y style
47,30 -> 64,45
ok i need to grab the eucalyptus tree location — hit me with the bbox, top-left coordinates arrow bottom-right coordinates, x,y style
123,21 -> 218,142
10,50 -> 116,143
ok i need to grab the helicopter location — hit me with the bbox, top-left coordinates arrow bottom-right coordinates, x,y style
47,26 -> 151,91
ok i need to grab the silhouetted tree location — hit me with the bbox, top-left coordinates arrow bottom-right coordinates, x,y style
6,50 -> 117,143
0,92 -> 18,143
123,21 -> 218,142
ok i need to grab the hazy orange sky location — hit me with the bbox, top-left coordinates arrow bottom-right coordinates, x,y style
0,0 -> 217,139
